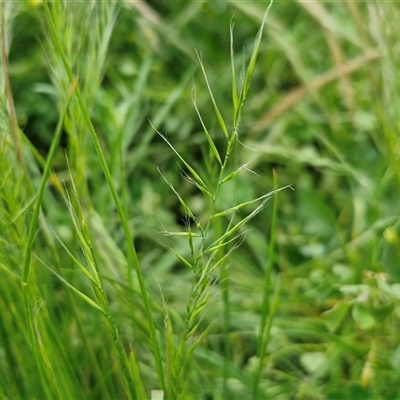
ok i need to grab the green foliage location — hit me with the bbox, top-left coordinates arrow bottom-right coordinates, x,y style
1,1 -> 400,399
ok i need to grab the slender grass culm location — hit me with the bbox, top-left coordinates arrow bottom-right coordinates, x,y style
151,1 -> 291,399
41,1 -> 163,397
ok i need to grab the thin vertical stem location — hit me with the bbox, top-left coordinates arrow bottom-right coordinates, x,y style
252,170 -> 279,399
43,0 -> 165,392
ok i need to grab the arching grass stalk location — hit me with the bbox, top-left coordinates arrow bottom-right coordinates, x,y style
154,2 -> 287,398
21,81 -> 76,400
42,0 -> 165,394
209,2 -> 273,396
38,165 -> 147,400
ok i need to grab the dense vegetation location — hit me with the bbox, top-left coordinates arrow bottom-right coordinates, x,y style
1,1 -> 400,399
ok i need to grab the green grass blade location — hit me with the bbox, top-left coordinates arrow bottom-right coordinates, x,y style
196,50 -> 229,139
21,81 -> 76,285
230,17 -> 239,111
234,0 -> 273,129
242,0 -> 273,99
192,86 -> 222,165
42,1 -> 165,392
154,126 -> 212,197
20,79 -> 76,400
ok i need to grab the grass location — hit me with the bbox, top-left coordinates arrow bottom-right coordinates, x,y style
1,1 -> 400,399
